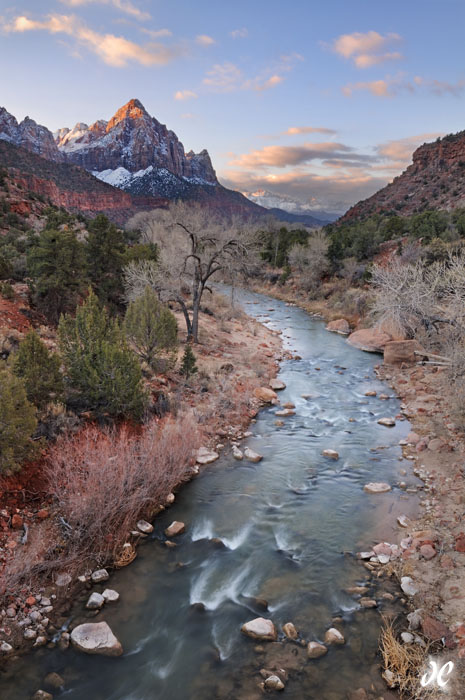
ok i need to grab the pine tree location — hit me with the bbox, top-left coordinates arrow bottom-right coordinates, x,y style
58,290 -> 148,420
180,345 -> 198,380
86,214 -> 126,308
27,228 -> 88,323
12,330 -> 63,410
124,287 -> 178,371
0,365 -> 37,473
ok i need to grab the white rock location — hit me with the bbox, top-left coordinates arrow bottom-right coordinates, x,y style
322,449 -> 339,460
165,493 -> 175,505
407,609 -> 423,630
0,641 -> 13,653
401,632 -> 414,644
244,447 -> 263,463
232,446 -> 243,460
363,482 -> 391,494
241,617 -> 277,641
378,417 -> 396,427
71,622 -> 123,656
196,447 -> 219,464
401,576 -> 418,597
86,592 -> 104,610
324,628 -> 345,645
137,520 -> 154,534
358,551 -> 375,559
55,573 -> 72,587
397,514 -> 410,528
91,569 -> 109,583
275,408 -> 295,417
102,589 -> 119,602
24,628 -> 37,640
377,554 -> 390,564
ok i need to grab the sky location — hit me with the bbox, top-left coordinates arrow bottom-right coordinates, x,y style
1,0 -> 465,213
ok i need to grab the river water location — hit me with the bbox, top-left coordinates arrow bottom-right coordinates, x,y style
1,289 -> 419,699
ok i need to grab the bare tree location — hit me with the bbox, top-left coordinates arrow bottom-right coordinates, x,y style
288,230 -> 329,291
124,202 -> 256,342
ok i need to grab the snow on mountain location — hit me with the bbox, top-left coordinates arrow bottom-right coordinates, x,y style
244,189 -> 340,221
0,107 -> 63,162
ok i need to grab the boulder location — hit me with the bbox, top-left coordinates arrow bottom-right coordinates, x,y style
136,520 -> 153,534
244,447 -> 263,463
270,379 -> 286,391
326,319 -> 350,335
307,641 -> 328,658
322,449 -> 339,460
363,482 -> 391,494
347,328 -> 391,353
384,340 -> 423,366
254,387 -> 278,403
196,447 -> 219,464
86,592 -> 105,610
91,569 -> 109,583
70,622 -> 123,656
165,521 -> 185,537
324,628 -> 345,645
102,589 -> 119,602
377,417 -> 396,427
241,617 -> 277,641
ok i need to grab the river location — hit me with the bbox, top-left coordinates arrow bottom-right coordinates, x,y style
1,288 -> 419,699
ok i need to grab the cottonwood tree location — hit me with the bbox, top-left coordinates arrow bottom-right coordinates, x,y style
288,230 -> 329,291
124,202 -> 256,342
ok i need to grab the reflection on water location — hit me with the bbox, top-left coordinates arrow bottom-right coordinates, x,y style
0,289 -> 418,699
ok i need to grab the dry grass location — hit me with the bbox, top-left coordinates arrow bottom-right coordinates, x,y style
379,616 -> 434,699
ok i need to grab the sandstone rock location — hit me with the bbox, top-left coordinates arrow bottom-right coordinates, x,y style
254,386 -> 278,403
363,482 -> 391,494
11,513 -> 23,529
264,675 -> 285,690
347,328 -> 391,353
165,521 -> 185,537
196,447 -> 219,464
307,641 -> 328,658
406,431 -> 421,444
420,544 -> 436,560
377,417 -> 396,427
282,622 -> 298,640
137,520 -> 153,534
270,378 -> 286,390
364,390 -> 377,397
70,621 -> 123,656
346,586 -> 369,595
321,448 -> 340,460
241,617 -> 277,641
326,319 -> 350,335
359,598 -> 377,608
86,592 -> 105,610
275,408 -> 295,417
102,589 -> 119,602
324,628 -> 345,645
421,615 -> 453,644
244,447 -> 263,463
384,340 -> 423,365
91,569 -> 109,583
400,576 -> 418,596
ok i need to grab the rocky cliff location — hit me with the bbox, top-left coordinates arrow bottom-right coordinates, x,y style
0,107 -> 64,163
341,131 -> 465,222
55,99 -> 218,184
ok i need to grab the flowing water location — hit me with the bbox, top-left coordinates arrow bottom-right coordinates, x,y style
1,289 -> 420,699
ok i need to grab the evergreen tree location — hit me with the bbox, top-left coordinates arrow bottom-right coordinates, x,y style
0,365 -> 37,473
86,214 -> 126,307
58,290 -> 148,420
124,287 -> 178,371
180,345 -> 198,380
12,330 -> 63,410
27,228 -> 88,323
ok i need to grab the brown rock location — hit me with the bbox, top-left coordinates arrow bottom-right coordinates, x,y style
420,544 -> 436,560
384,340 -> 423,365
11,513 -> 23,529
241,617 -> 277,641
307,641 -> 328,658
326,319 -> 350,335
254,387 -> 278,403
164,521 -> 185,537
421,615 -> 455,648
347,328 -> 392,353
282,622 -> 298,640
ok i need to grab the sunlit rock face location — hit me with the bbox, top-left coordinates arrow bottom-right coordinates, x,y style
55,99 -> 218,184
0,107 -> 63,162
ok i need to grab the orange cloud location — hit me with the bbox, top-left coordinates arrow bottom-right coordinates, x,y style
330,30 -> 403,69
174,89 -> 198,101
59,0 -> 150,21
285,126 -> 336,136
196,34 -> 215,46
229,142 -> 358,169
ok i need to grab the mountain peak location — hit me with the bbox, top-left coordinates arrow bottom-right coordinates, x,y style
107,98 -> 149,130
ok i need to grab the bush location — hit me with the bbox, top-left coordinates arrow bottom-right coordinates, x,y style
12,330 -> 63,410
0,365 -> 37,473
124,287 -> 178,371
58,289 -> 148,420
0,281 -> 14,300
27,228 -> 88,323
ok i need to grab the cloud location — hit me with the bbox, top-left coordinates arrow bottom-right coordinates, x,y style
59,0 -> 150,21
329,30 -> 403,69
1,13 -> 180,67
414,76 -> 465,96
230,27 -> 248,39
174,89 -> 198,101
343,73 -> 465,98
285,126 -> 337,136
375,132 -> 443,170
203,61 -> 290,93
228,142 -> 372,169
243,74 -> 284,92
141,27 -> 172,38
196,34 -> 215,46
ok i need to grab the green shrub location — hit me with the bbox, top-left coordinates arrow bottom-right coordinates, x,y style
180,345 -> 198,380
86,214 -> 126,308
58,290 -> 148,420
12,331 -> 63,410
0,281 -> 14,300
0,365 -> 37,473
124,287 -> 178,371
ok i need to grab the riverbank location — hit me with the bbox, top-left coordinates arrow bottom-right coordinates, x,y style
0,291 -> 283,666
251,277 -> 465,698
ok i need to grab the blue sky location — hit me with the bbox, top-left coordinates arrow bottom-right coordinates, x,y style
1,0 -> 464,211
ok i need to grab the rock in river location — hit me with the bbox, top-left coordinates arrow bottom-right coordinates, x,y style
270,378 -> 286,391
307,641 -> 328,658
165,521 -> 185,537
322,449 -> 339,460
244,447 -> 263,463
324,628 -> 345,645
241,617 -> 277,641
196,447 -> 219,464
254,387 -> 278,403
70,622 -> 123,656
377,417 -> 396,427
264,675 -> 285,690
363,482 -> 391,494
137,520 -> 154,534
86,592 -> 105,610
